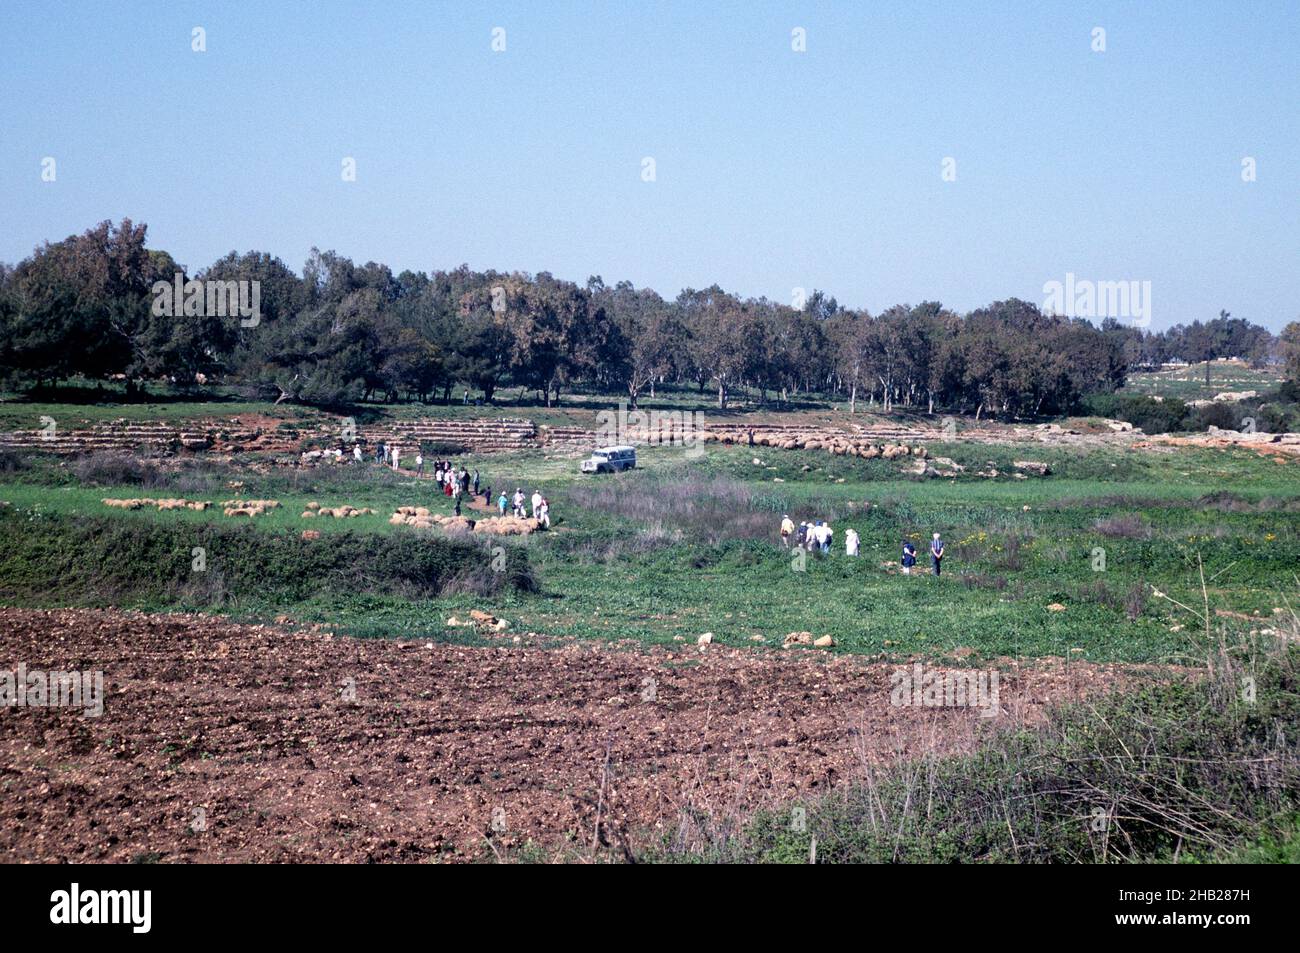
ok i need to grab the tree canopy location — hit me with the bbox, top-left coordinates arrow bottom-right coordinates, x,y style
0,220 -> 1287,415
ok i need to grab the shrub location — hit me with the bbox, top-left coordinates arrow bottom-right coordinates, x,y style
0,509 -> 537,606
71,451 -> 163,487
421,441 -> 469,456
1093,513 -> 1153,539
568,472 -> 777,545
1189,402 -> 1245,432
0,449 -> 29,474
1082,393 -> 1190,434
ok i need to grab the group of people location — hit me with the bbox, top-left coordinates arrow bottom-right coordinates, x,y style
374,445 -> 480,492
783,518 -> 842,554
498,487 -> 550,527
427,459 -> 478,496
780,515 -> 945,575
370,441 -> 555,528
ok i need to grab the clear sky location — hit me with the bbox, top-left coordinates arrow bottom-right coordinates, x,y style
1,1 -> 1296,330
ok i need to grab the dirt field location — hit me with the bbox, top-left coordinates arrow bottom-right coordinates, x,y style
1,608 -> 1135,863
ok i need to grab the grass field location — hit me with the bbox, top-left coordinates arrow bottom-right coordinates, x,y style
3,437 -> 1295,665
1121,359 -> 1285,401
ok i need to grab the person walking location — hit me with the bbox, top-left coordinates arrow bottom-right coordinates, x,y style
822,522 -> 833,554
512,488 -> 525,517
930,533 -> 944,576
845,527 -> 859,556
353,445 -> 363,464
780,514 -> 794,548
796,521 -> 808,549
498,490 -> 509,516
530,490 -> 543,518
392,447 -> 401,471
415,453 -> 424,476
538,497 -> 550,529
472,470 -> 480,495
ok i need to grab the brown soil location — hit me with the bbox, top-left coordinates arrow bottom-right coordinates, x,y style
1,607 -> 1135,863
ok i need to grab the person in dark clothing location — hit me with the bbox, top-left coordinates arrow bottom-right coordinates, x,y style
930,533 -> 944,576
901,540 -> 917,575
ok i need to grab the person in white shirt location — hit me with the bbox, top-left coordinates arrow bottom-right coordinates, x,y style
538,498 -> 550,528
353,445 -> 362,463
415,453 -> 424,476
512,489 -> 525,517
780,515 -> 794,547
845,527 -> 859,556
530,490 -> 543,518
392,447 -> 401,471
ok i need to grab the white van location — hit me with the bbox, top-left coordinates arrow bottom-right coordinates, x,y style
581,445 -> 637,474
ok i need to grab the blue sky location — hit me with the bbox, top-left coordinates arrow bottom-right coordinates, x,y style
1,1 -> 1296,330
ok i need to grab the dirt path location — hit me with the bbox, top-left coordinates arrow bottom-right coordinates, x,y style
0,607 -> 1130,862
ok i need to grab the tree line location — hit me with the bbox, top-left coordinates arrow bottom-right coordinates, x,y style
1,219 -> 1293,417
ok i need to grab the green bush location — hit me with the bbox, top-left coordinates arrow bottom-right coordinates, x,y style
1082,393 -> 1190,434
0,509 -> 537,606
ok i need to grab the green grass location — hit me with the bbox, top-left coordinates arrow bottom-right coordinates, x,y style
1121,360 -> 1283,402
2,438 -> 1296,665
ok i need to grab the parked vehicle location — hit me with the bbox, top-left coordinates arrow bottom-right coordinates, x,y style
581,445 -> 637,474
